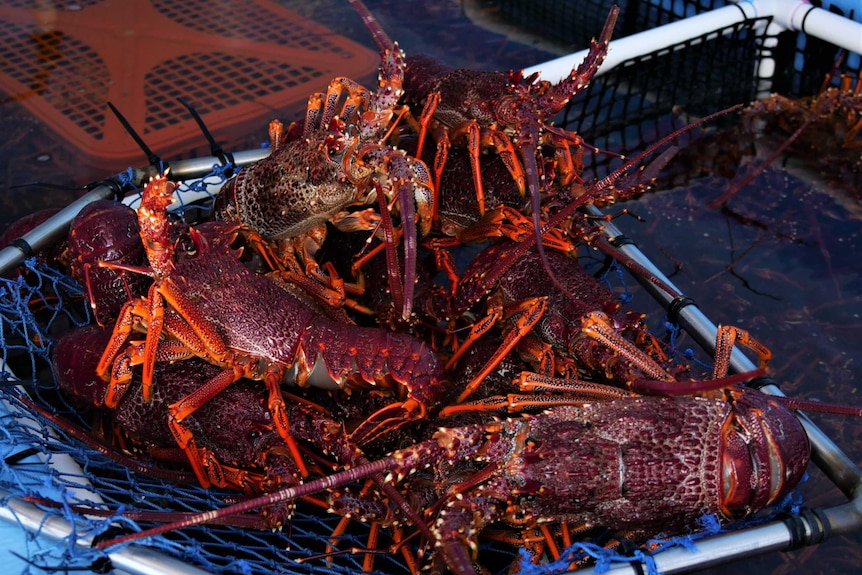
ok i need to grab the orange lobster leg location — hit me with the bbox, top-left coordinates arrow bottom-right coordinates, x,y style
415,91 -> 440,162
440,374 -> 634,417
516,372 -> 635,399
580,310 -> 675,383
454,296 -> 548,404
168,365 -> 309,479
102,339 -> 194,408
712,324 -> 772,379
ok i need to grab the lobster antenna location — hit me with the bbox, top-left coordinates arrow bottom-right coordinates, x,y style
347,0 -> 395,51
95,455 -> 399,549
584,104 -> 743,213
107,101 -> 162,167
24,496 -> 282,529
550,105 -> 745,295
512,7 -> 620,311
20,396 -> 198,484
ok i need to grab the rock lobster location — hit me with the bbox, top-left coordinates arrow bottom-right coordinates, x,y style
347,0 -> 625,309
95,375 -> 811,575
52,324 -> 302,509
95,172 -> 447,487
49,323 -> 438,541
213,29 -> 433,319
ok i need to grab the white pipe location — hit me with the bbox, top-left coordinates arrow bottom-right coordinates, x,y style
747,0 -> 862,55
523,3 -> 761,82
523,0 -> 862,84
754,20 -> 786,98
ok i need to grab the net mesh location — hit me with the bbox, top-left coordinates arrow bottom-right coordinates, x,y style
546,0 -> 862,178
1,0 -> 859,573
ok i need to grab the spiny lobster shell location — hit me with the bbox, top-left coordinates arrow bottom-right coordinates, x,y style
213,134 -> 357,241
65,200 -> 149,325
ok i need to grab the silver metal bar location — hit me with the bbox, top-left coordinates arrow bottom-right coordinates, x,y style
0,148 -> 270,279
0,489 -> 214,575
595,522 -> 806,574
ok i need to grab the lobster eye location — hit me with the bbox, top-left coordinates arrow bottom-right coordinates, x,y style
175,237 -> 197,257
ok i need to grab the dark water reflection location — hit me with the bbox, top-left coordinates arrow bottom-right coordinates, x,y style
617,119 -> 862,574
0,1 -> 860,574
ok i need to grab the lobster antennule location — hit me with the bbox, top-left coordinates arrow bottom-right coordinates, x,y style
347,0 -> 395,52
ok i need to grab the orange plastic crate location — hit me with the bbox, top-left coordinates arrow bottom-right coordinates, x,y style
0,0 -> 379,170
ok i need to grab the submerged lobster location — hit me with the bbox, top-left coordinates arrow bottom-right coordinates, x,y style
96,172 -> 447,487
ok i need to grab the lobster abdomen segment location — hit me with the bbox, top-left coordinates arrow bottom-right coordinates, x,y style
522,398 -> 727,531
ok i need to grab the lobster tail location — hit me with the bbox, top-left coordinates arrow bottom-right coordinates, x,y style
297,317 -> 447,446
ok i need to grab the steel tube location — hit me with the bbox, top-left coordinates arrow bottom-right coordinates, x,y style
0,148 -> 270,279
0,490 -> 214,575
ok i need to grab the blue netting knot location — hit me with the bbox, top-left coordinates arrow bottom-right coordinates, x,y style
227,559 -> 254,575
775,485 -> 805,516
208,161 -> 236,181
592,544 -> 659,575
117,167 -> 134,187
696,514 -> 723,535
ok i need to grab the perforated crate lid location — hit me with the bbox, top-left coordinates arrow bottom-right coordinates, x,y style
0,0 -> 379,170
